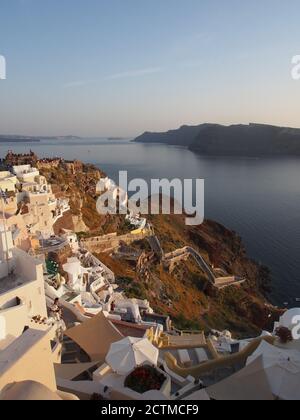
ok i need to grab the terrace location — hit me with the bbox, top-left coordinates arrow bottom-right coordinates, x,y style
38,236 -> 68,253
0,273 -> 29,296
14,167 -> 40,182
0,171 -> 18,192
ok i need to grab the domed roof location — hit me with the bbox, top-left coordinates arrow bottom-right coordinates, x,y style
0,381 -> 62,401
279,308 -> 300,329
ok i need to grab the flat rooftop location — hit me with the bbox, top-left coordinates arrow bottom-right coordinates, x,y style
0,273 -> 29,295
0,328 -> 48,375
38,237 -> 68,252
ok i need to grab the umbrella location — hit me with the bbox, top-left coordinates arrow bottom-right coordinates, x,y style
106,337 -> 159,375
247,341 -> 300,400
247,340 -> 300,370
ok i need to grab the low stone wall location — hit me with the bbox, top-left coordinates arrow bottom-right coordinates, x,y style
81,231 -> 150,253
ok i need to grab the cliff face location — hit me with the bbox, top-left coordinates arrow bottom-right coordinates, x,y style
40,162 -> 105,233
190,124 -> 300,156
97,213 -> 282,338
42,160 -> 283,338
134,123 -> 300,156
143,214 -> 282,337
134,124 -> 211,147
40,162 -> 127,235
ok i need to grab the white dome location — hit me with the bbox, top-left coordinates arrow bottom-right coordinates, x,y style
279,308 -> 300,329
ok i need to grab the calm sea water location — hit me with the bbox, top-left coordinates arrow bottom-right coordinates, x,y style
1,138 -> 300,307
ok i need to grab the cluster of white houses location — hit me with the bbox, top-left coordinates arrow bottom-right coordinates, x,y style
0,165 -> 70,246
0,165 -> 300,400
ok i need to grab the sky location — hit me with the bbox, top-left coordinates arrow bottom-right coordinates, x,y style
0,0 -> 300,137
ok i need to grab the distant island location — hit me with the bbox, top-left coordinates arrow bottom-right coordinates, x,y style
134,123 -> 300,157
0,135 -> 81,143
0,135 -> 41,143
0,135 -> 129,143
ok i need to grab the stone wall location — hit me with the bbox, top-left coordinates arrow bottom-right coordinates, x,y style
81,231 -> 150,253
5,151 -> 38,166
37,159 -> 62,170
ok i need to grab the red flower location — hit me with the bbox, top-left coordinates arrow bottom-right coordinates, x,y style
124,366 -> 166,394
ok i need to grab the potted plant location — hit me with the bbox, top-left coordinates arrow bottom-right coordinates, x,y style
124,365 -> 167,394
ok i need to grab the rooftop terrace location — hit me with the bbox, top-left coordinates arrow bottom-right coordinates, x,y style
0,328 -> 48,376
0,273 -> 29,295
38,237 -> 68,253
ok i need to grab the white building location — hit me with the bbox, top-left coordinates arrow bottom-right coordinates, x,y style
0,222 -> 70,399
0,171 -> 17,193
0,171 -> 18,216
13,165 -> 40,183
0,224 -> 48,350
11,164 -> 69,239
63,257 -> 89,292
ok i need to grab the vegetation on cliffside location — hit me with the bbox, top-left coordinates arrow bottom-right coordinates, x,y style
42,161 -> 283,338
97,214 -> 281,338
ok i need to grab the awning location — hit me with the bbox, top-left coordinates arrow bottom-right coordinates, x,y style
54,362 -> 100,381
65,312 -> 124,362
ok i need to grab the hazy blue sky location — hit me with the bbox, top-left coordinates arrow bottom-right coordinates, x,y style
0,0 -> 300,137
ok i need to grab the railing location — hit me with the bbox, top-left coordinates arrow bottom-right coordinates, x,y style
38,238 -> 68,252
172,327 -> 204,336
